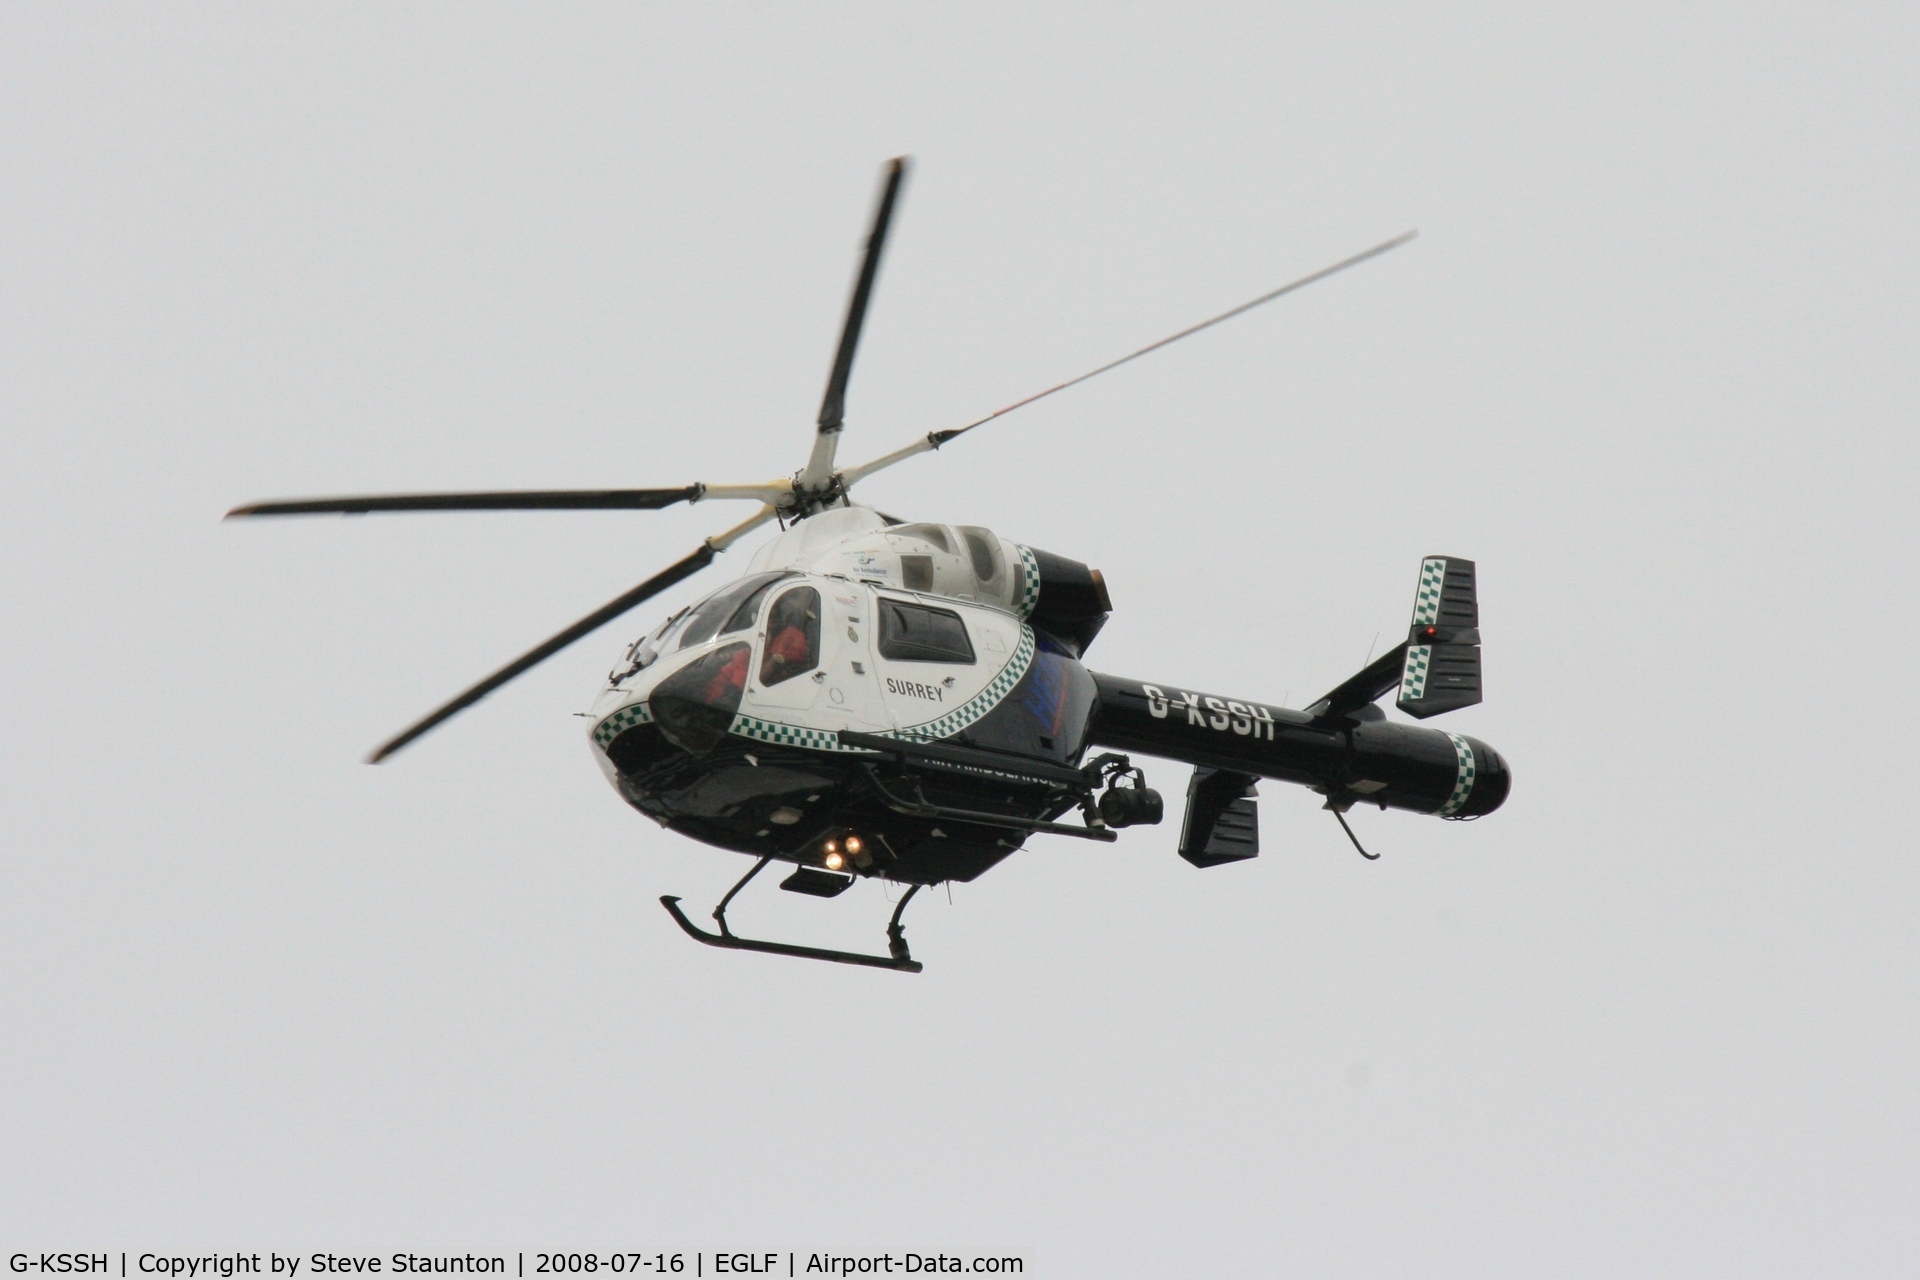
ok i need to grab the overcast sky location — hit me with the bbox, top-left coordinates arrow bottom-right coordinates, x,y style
3,4 -> 1917,1275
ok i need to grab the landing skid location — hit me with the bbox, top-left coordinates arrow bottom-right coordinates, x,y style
659,856 -> 925,973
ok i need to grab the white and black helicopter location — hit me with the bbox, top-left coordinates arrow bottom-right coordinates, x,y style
230,159 -> 1509,972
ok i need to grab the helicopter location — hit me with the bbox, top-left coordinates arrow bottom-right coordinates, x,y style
228,158 -> 1510,973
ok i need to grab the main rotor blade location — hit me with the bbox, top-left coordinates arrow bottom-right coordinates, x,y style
801,157 -> 909,492
366,505 -> 777,762
229,488 -> 703,518
839,230 -> 1418,490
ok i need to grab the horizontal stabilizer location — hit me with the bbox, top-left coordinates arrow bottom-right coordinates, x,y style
1397,556 -> 1481,719
1180,768 -> 1260,868
1307,644 -> 1408,723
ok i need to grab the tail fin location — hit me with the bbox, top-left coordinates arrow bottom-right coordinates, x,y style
1396,556 -> 1480,719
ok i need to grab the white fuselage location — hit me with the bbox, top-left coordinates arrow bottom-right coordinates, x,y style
586,506 -> 1041,782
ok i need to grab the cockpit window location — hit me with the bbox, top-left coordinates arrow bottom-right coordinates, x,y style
759,586 -> 821,686
878,599 -> 975,664
676,572 -> 794,652
650,640 -> 751,754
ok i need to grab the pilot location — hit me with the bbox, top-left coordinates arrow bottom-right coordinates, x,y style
766,626 -> 810,672
760,590 -> 819,685
704,646 -> 751,702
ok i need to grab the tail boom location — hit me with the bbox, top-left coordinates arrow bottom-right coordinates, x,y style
1086,673 -> 1509,819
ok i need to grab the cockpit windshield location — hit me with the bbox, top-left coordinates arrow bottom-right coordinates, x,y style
610,606 -> 687,684
676,571 -> 795,652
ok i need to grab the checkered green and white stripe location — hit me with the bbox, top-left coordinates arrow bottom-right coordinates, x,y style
1399,644 -> 1432,702
729,626 -> 1035,751
724,625 -> 1036,751
890,624 -> 1036,743
728,714 -> 868,753
1437,731 -> 1477,817
591,624 -> 1037,757
1412,557 -> 1447,627
590,700 -> 654,748
1013,544 -> 1041,619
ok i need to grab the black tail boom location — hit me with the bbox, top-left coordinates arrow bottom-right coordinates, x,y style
1086,673 -> 1509,819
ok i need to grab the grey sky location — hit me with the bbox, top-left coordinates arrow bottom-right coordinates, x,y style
3,4 -> 1916,1274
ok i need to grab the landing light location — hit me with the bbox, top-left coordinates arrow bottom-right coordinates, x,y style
844,835 -> 863,856
824,849 -> 846,871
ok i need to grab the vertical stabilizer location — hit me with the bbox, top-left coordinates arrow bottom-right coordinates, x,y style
1396,556 -> 1481,719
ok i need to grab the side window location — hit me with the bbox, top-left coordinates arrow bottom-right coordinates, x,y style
759,587 -> 821,686
878,600 -> 975,664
